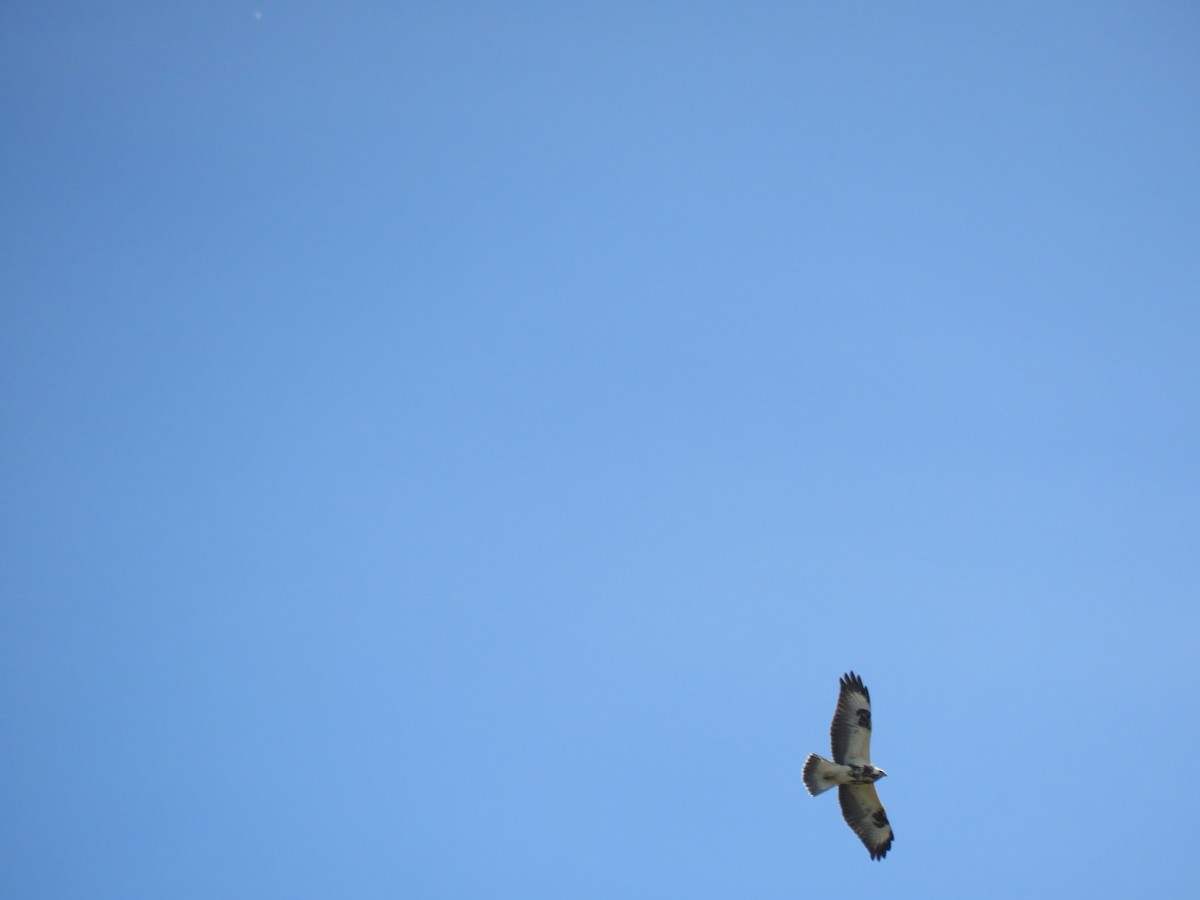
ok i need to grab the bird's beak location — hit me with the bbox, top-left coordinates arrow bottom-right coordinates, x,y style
878,769 -> 888,778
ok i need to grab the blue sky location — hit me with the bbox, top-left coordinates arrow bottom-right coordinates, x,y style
2,3 -> 1198,897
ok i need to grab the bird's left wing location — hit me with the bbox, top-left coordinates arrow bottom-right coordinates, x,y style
838,784 -> 894,861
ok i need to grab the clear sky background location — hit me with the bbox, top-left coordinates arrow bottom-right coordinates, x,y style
3,3 -> 1198,897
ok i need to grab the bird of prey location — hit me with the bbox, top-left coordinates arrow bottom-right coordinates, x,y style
803,671 -> 894,860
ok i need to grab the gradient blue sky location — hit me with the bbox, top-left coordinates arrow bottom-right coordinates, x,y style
3,3 -> 1199,897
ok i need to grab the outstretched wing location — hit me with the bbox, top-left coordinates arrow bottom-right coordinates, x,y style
838,784 -> 894,861
830,671 -> 873,765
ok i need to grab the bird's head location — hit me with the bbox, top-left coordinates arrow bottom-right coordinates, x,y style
874,767 -> 888,780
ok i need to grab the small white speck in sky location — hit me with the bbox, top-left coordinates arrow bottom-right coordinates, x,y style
253,10 -> 263,20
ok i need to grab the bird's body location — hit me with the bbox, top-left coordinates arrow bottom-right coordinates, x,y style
803,671 -> 894,860
802,758 -> 887,789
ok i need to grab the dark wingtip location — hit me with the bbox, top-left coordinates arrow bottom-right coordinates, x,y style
870,832 -> 895,861
840,671 -> 869,701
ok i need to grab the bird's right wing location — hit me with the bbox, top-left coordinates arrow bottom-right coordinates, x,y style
830,670 -> 873,765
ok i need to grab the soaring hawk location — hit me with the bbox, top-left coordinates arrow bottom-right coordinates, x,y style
802,671 -> 894,860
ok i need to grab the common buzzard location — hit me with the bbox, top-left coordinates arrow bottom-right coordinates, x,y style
802,671 -> 894,860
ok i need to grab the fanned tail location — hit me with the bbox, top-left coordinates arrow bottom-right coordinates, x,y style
803,753 -> 839,796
